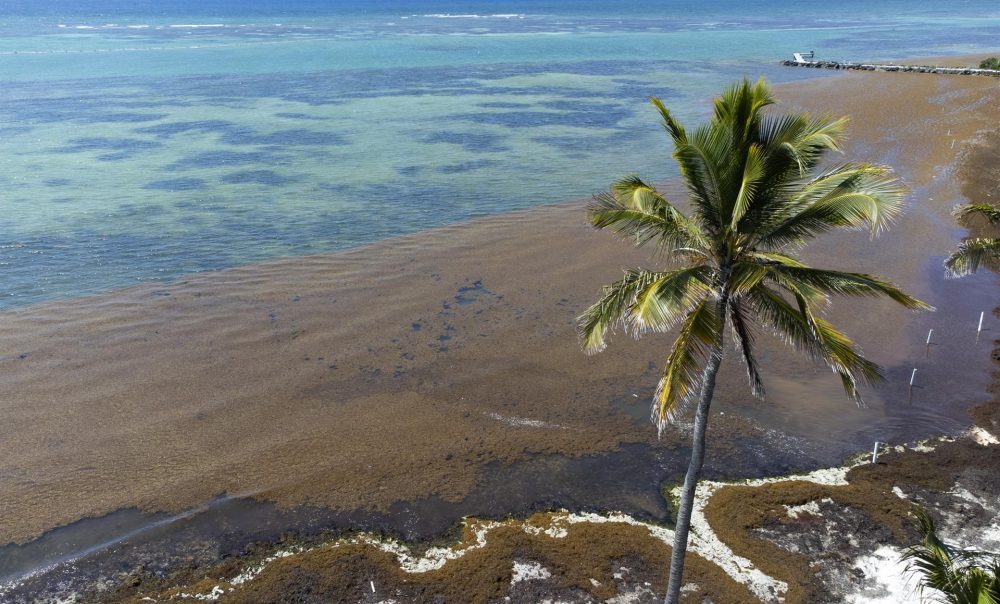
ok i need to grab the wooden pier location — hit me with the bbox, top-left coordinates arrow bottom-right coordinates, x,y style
782,55 -> 1000,78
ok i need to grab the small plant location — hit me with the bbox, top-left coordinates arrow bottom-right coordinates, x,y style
979,57 -> 1000,70
902,508 -> 1000,603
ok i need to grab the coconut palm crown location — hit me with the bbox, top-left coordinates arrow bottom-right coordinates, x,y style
945,203 -> 1000,277
578,78 -> 930,604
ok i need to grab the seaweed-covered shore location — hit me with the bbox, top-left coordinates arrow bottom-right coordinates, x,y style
4,61 -> 1000,603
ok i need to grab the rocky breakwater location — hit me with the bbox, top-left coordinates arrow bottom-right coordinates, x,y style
782,59 -> 1000,77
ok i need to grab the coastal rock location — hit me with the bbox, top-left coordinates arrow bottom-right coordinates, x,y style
782,59 -> 1000,77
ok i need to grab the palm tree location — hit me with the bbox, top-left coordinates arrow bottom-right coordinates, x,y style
902,508 -> 1000,603
578,78 -> 930,604
945,203 -> 1000,277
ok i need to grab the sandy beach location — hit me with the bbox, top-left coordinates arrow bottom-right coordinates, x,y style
3,56 -> 1000,602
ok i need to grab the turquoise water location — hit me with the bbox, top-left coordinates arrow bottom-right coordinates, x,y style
1,1 -> 999,307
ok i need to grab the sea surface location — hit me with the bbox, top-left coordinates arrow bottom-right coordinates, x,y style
1,0 -> 1000,307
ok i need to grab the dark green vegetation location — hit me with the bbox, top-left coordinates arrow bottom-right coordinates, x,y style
903,509 -> 1000,603
980,57 -> 1000,70
578,78 -> 929,604
946,203 -> 1000,276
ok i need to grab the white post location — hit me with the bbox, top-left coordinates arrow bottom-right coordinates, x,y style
370,581 -> 376,593
871,441 -> 880,464
926,329 -> 933,345
909,368 -> 917,387
978,311 -> 985,333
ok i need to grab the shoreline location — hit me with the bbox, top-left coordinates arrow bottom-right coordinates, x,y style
106,427 -> 998,603
3,53 -> 1000,601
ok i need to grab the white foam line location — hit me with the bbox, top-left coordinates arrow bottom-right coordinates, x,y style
142,436 -> 984,601
230,547 -> 303,586
359,519 -> 501,573
484,412 -> 560,429
0,39 -> 299,56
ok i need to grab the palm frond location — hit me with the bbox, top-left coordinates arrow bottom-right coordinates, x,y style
903,508 -> 1000,604
714,77 -> 774,144
902,510 -> 958,597
738,114 -> 848,229
729,142 -> 767,229
745,285 -> 882,402
727,260 -> 770,296
954,203 -> 1000,226
945,238 -> 1000,277
650,95 -> 687,147
729,298 -> 765,398
755,163 -> 905,248
757,262 -> 932,310
587,174 -> 710,252
652,299 -> 721,430
672,124 -> 729,232
578,269 -> 664,354
627,265 -> 714,335
772,115 -> 847,174
738,253 -> 827,308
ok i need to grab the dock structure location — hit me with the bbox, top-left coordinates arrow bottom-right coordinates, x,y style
783,54 -> 1000,78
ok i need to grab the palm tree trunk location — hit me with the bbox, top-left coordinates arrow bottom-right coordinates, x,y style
664,294 -> 728,604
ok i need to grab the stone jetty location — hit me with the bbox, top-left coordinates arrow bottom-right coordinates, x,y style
782,57 -> 1000,78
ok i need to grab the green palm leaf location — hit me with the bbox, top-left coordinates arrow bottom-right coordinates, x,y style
755,163 -> 906,247
954,203 -> 1000,226
755,261 -> 932,310
903,509 -> 1000,604
945,238 -> 1000,277
652,299 -> 721,427
587,175 -> 710,251
728,299 -> 765,398
579,269 -> 663,354
627,266 -> 714,335
744,284 -> 882,402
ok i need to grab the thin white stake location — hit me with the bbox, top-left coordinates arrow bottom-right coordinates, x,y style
871,441 -> 880,464
951,139 -> 955,149
370,581 -> 376,593
909,368 -> 917,387
926,329 -> 933,345
978,311 -> 985,333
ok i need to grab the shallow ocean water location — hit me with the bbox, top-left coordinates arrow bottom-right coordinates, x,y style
1,0 -> 999,306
